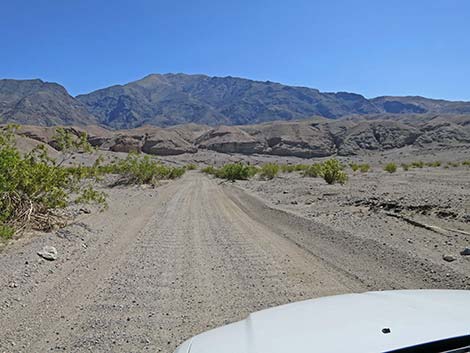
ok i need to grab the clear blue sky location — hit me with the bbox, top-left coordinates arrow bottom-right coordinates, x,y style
1,0 -> 469,100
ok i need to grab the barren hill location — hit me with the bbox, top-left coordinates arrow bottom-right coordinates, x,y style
0,79 -> 97,126
2,75 -> 470,129
11,114 -> 470,158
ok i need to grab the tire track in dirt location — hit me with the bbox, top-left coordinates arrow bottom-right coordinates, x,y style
4,172 -> 458,353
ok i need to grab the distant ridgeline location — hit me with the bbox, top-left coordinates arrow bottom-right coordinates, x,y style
1,74 -> 470,128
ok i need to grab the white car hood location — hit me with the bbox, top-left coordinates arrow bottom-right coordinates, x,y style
175,290 -> 470,353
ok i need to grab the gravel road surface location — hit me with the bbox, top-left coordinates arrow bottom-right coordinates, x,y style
0,172 -> 466,353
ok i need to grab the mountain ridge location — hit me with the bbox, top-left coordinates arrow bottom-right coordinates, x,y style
1,74 -> 470,128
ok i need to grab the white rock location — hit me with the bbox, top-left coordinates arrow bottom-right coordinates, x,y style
37,246 -> 58,261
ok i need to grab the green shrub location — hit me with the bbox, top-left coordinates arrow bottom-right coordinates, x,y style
359,164 -> 370,173
350,163 -> 370,173
215,163 -> 257,181
185,163 -> 197,170
462,160 -> 470,167
295,164 -> 308,171
75,186 -> 107,207
350,163 -> 360,172
384,163 -> 397,173
201,165 -> 217,175
281,164 -> 295,173
53,127 -> 93,166
447,161 -> 460,168
0,224 -> 15,239
108,153 -> 185,185
321,159 -> 348,184
303,163 -> 323,177
411,161 -> 424,168
280,164 -> 308,173
426,161 -> 441,167
401,163 -> 410,171
259,163 -> 279,180
0,125 -> 106,234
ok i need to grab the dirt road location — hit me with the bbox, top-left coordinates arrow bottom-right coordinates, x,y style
0,172 -> 466,352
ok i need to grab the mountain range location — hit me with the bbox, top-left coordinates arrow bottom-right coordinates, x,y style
1,74 -> 470,128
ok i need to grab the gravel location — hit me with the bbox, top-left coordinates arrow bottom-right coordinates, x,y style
0,166 -> 469,353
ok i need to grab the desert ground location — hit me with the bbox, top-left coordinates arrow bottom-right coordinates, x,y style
1,146 -> 469,353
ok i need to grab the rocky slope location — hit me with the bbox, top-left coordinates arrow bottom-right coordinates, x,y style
371,96 -> 470,115
77,74 -> 470,128
2,75 -> 470,129
0,79 -> 97,126
76,74 -> 381,128
10,114 -> 470,158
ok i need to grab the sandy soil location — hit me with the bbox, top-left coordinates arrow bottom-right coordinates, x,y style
0,168 -> 469,353
237,165 -> 470,280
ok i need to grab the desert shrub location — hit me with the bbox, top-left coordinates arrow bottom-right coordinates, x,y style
350,163 -> 370,173
447,161 -> 460,168
426,161 -> 441,167
359,164 -> 370,173
201,165 -> 217,175
462,160 -> 470,167
302,163 -> 323,177
0,125 -> 106,236
401,163 -> 410,171
185,163 -> 197,170
215,163 -> 258,181
109,153 -> 185,185
349,163 -> 360,172
281,164 -> 295,173
384,162 -> 397,173
411,161 -> 424,168
53,127 -> 93,166
294,164 -> 308,171
259,163 -> 279,180
75,186 -> 107,206
321,159 -> 348,184
0,224 -> 14,239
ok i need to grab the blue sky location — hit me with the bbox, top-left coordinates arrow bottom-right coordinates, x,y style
1,0 -> 469,100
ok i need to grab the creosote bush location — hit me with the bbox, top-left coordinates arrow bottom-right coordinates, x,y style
411,161 -> 424,168
281,164 -> 308,173
349,163 -> 360,172
0,224 -> 14,239
201,165 -> 217,175
320,159 -> 348,184
426,161 -> 441,167
384,163 -> 397,173
259,163 -> 279,180
302,159 -> 348,184
302,163 -> 323,178
217,163 -> 258,181
0,125 -> 106,237
105,153 -> 185,186
350,163 -> 370,173
201,163 -> 258,181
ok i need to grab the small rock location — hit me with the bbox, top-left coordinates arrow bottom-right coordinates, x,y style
37,246 -> 58,261
80,208 -> 91,214
460,248 -> 470,256
443,255 -> 456,262
9,282 -> 17,288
